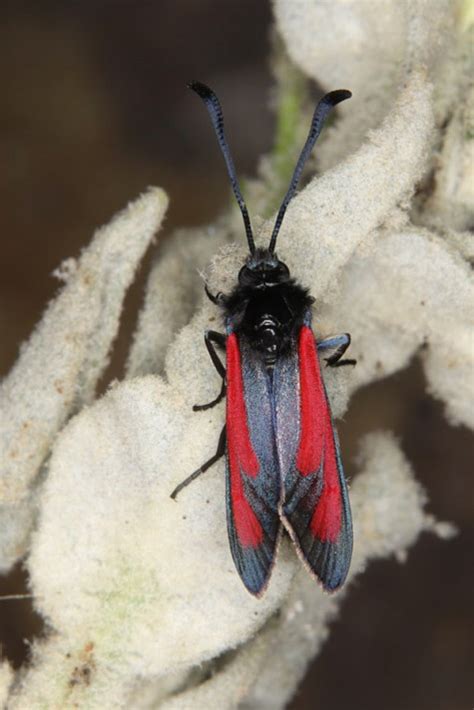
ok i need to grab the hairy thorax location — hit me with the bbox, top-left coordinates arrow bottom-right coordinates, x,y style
225,281 -> 313,367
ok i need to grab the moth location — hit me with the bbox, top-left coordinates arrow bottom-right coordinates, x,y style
172,81 -> 355,596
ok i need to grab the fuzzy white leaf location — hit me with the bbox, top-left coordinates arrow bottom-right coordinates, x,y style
0,188 -> 168,569
127,223 -> 228,378
325,227 -> 474,428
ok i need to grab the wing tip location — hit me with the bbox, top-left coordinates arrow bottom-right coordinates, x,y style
281,515 -> 352,594
243,576 -> 269,598
239,560 -> 274,598
320,566 -> 350,593
234,525 -> 284,598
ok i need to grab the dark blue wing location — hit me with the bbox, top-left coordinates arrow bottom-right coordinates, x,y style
273,325 -> 352,591
225,333 -> 281,596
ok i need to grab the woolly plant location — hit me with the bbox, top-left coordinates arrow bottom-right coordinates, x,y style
0,0 -> 472,707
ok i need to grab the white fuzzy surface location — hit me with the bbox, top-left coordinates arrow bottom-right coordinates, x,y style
0,188 -> 168,569
0,188 -> 168,568
273,0 -> 453,171
324,227 -> 474,427
127,222 -> 230,378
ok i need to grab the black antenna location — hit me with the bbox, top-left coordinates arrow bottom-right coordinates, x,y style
189,81 -> 255,254
268,89 -> 352,253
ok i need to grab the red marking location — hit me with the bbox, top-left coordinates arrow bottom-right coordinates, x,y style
309,418 -> 341,543
296,326 -> 341,543
296,326 -> 325,476
226,334 -> 262,548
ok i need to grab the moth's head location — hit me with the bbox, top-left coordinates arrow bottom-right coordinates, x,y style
238,248 -> 290,289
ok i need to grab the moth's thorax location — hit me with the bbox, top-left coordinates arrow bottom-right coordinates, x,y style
223,271 -> 314,366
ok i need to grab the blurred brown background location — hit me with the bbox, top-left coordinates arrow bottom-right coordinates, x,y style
0,3 -> 472,709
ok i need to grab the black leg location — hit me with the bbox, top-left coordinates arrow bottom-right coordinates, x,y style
193,330 -> 227,410
171,426 -> 226,500
318,333 -> 357,368
327,358 -> 357,368
193,379 -> 226,411
205,283 -> 226,306
203,330 -> 226,377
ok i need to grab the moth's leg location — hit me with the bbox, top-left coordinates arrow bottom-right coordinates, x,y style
193,379 -> 226,411
193,330 -> 227,410
204,330 -> 226,376
205,283 -> 226,306
171,426 -> 226,500
317,333 -> 357,367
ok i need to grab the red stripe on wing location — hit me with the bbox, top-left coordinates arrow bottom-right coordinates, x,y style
296,326 -> 326,475
309,417 -> 341,543
226,333 -> 263,548
297,326 -> 341,543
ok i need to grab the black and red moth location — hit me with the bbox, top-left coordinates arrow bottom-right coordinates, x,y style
172,81 -> 356,597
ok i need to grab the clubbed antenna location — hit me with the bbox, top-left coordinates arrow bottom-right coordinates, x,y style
268,89 -> 352,253
189,81 -> 256,254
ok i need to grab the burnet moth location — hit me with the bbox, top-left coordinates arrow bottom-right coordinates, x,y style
171,81 -> 356,596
